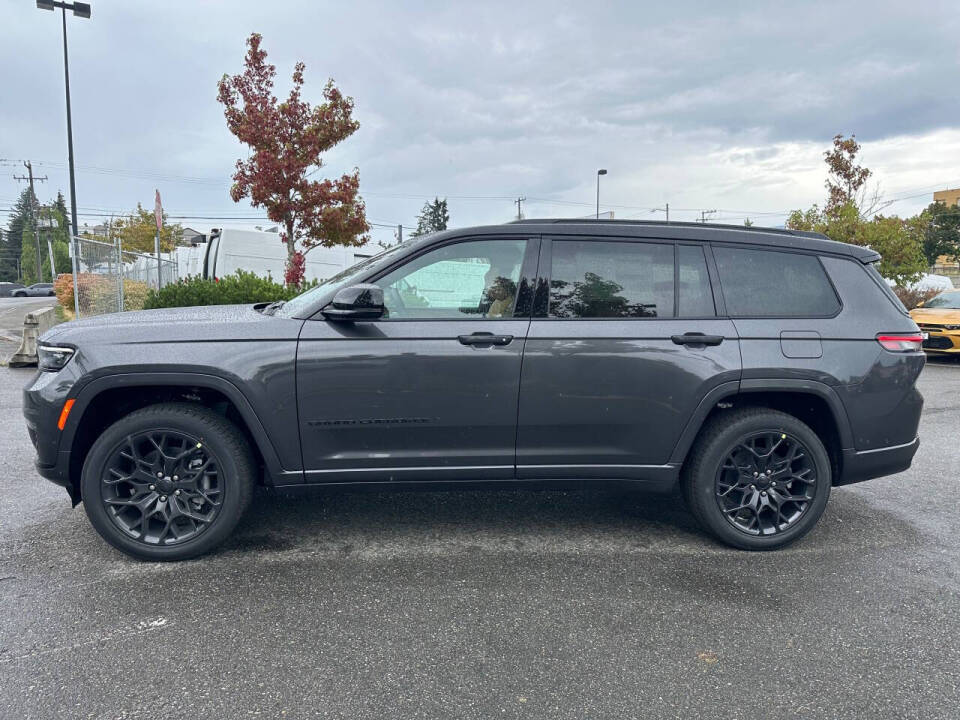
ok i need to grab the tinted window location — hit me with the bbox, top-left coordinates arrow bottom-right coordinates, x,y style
549,240 -> 674,318
713,247 -> 840,317
375,239 -> 527,319
678,245 -> 715,317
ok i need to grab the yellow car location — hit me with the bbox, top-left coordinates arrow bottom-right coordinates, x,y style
910,289 -> 960,353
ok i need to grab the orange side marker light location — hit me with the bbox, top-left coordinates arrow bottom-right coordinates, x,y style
57,399 -> 76,431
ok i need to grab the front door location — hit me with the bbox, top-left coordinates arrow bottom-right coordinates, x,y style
296,237 -> 537,483
517,237 -> 741,480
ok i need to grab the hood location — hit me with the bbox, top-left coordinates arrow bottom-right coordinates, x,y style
909,307 -> 960,326
41,304 -> 303,345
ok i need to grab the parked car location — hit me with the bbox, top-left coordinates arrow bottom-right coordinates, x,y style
23,219 -> 924,560
0,281 -> 25,297
12,283 -> 55,297
910,289 -> 960,353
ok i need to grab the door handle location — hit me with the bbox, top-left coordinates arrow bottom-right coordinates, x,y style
671,333 -> 724,346
458,332 -> 514,347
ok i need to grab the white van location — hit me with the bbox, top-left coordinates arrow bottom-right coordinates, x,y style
202,228 -> 375,283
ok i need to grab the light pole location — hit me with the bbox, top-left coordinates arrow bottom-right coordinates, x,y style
37,0 -> 89,316
596,169 -> 607,219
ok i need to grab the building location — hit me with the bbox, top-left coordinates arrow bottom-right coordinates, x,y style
933,188 -> 960,207
179,227 -> 206,246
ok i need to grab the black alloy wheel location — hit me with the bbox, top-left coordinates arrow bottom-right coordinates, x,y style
100,430 -> 225,546
82,403 -> 255,561
714,431 -> 816,536
682,408 -> 831,550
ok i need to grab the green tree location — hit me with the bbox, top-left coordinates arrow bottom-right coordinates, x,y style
858,215 -> 928,287
918,201 -> 960,265
1,188 -> 32,281
411,197 -> 450,237
94,203 -> 183,254
786,135 -> 926,286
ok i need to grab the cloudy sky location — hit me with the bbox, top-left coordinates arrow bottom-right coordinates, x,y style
2,0 -> 959,245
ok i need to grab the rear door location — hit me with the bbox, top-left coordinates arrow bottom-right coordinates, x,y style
516,236 -> 741,479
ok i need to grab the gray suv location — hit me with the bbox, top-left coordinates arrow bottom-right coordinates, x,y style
23,220 -> 924,560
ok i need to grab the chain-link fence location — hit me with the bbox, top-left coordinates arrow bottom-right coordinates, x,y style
65,236 -> 178,318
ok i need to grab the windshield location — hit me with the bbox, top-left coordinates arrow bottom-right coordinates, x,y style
276,241 -> 412,318
923,290 -> 960,309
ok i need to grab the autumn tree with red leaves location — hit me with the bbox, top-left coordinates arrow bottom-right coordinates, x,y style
217,33 -> 370,286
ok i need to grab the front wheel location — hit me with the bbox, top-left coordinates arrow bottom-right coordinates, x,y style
681,408 -> 831,550
81,403 -> 255,560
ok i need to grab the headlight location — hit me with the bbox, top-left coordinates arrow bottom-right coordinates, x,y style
38,344 -> 75,372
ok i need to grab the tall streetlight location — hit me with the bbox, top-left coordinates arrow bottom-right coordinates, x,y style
596,168 -> 607,219
37,0 -> 89,316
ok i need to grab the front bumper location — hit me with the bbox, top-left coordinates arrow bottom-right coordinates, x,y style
837,436 -> 920,486
920,329 -> 960,352
23,365 -> 79,499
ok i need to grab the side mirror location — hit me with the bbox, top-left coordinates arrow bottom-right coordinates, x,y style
321,283 -> 385,321
915,301 -> 924,308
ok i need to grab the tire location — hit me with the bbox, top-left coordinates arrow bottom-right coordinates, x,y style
81,403 -> 256,561
13,291 -> 26,297
681,408 -> 831,550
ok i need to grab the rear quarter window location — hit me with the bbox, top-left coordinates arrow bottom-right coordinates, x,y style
713,246 -> 840,317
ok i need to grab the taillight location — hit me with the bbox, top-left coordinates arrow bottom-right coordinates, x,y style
876,333 -> 923,352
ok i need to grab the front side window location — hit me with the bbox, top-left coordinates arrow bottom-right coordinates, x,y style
713,246 -> 840,317
375,239 -> 527,319
549,240 -> 674,318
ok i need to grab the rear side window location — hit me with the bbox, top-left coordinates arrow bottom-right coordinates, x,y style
713,246 -> 840,317
678,245 -> 715,317
549,240 -> 674,318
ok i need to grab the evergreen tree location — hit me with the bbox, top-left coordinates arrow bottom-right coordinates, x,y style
1,188 -> 32,281
411,197 -> 450,237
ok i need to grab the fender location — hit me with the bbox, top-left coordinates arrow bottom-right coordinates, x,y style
668,378 -> 855,465
64,371 -> 298,484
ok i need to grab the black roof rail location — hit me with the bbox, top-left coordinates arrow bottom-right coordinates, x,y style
508,217 -> 828,241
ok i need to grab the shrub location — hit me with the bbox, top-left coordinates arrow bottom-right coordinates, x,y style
53,273 -> 74,308
893,286 -> 940,311
55,274 -> 157,314
122,280 -> 150,311
53,272 -> 120,314
143,270 -> 315,309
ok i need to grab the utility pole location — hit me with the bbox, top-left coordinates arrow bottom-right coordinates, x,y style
13,161 -> 48,283
396,224 -> 403,245
653,203 -> 670,222
699,209 -> 717,224
514,196 -> 526,221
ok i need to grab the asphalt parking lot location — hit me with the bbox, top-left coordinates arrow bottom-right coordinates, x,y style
1,354 -> 959,719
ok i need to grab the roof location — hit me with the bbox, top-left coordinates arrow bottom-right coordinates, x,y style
480,218 -> 880,263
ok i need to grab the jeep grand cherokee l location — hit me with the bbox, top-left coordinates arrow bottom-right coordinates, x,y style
23,220 -> 924,560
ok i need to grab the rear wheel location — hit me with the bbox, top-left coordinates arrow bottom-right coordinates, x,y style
681,408 -> 831,550
81,403 -> 255,561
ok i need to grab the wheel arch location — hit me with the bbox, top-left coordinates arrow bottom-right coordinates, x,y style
670,380 -> 854,484
63,373 -> 292,501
